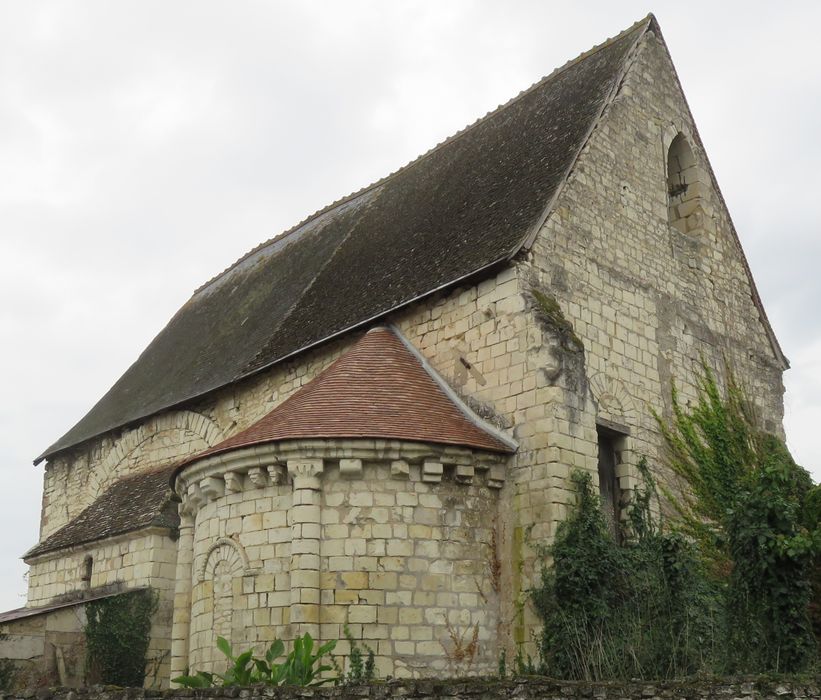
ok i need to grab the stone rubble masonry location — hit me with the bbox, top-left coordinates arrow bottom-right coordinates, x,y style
18,26 -> 787,690
1,678 -> 818,700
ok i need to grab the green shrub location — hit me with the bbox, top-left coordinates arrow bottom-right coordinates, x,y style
173,633 -> 336,688
84,589 -> 158,687
658,364 -> 819,672
723,436 -> 818,672
0,648 -> 14,692
530,464 -> 720,680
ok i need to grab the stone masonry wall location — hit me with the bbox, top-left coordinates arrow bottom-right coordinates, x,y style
30,263 -> 530,582
506,29 -> 787,644
35,265 -> 524,549
28,265 -> 536,684
182,455 -> 502,680
24,532 -> 178,687
2,678 -> 818,700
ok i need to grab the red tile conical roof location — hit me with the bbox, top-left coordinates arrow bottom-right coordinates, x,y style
187,327 -> 515,463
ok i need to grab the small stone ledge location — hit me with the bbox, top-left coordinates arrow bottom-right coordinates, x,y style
2,678 -> 819,700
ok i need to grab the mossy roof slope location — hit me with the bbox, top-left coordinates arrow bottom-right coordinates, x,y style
38,17 -> 654,463
24,467 -> 179,558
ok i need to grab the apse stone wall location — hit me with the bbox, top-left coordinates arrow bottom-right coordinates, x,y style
179,450 -> 504,680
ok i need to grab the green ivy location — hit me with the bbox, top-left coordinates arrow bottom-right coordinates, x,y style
658,363 -> 819,673
0,634 -> 15,692
84,589 -> 158,687
530,465 -> 719,680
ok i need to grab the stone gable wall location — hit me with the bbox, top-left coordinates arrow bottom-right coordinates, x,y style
494,29 -> 787,647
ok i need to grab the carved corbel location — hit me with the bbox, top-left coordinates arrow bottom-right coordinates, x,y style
267,462 -> 287,485
287,459 -> 324,490
422,461 -> 443,483
224,471 -> 243,494
248,467 -> 269,489
390,460 -> 410,479
487,464 -> 505,489
186,482 -> 204,511
455,464 -> 474,485
339,458 -> 363,478
199,476 -> 225,501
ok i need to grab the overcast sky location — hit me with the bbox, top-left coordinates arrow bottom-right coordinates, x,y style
0,1 -> 819,612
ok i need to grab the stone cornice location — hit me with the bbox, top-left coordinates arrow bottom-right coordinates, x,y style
174,438 -> 509,513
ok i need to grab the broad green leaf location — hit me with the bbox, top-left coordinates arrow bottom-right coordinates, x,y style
216,636 -> 233,660
266,638 -> 285,662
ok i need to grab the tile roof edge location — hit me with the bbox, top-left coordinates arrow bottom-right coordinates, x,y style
385,324 -> 519,453
0,586 -> 148,624
191,15 -> 657,299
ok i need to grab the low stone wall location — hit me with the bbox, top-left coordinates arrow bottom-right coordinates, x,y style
2,678 -> 819,700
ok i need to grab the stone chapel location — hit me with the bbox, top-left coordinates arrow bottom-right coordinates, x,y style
0,15 -> 788,687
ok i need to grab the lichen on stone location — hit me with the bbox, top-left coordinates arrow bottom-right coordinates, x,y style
530,288 -> 584,352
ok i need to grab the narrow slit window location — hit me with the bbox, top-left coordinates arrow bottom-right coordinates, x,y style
596,425 -> 624,541
81,555 -> 93,583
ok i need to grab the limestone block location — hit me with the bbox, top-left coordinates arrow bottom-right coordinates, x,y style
422,461 -> 443,483
339,458 -> 363,478
390,460 -> 410,479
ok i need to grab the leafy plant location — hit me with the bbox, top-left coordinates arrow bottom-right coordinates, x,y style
84,588 -> 158,687
657,364 -> 819,672
530,466 -> 719,680
173,633 -> 336,688
336,625 -> 375,684
0,635 -> 15,692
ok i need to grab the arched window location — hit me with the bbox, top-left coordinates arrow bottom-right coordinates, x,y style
667,133 -> 707,233
81,555 -> 93,584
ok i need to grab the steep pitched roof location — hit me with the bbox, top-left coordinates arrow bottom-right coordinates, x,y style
24,467 -> 178,559
38,17 -> 656,463
180,326 -> 516,466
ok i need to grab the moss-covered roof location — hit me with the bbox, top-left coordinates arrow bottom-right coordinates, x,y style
37,17 -> 655,463
24,467 -> 178,559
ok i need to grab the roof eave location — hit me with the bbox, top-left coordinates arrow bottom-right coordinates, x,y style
35,256 -> 512,466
